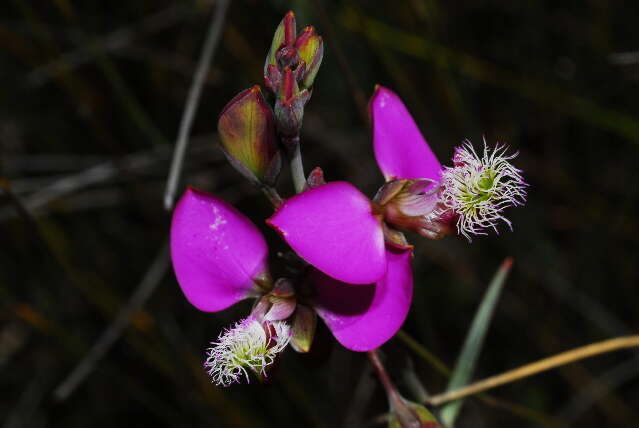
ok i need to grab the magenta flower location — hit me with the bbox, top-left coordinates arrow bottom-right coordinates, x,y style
171,187 -> 413,382
266,86 -> 526,285
310,243 -> 412,351
171,188 -> 270,313
267,181 -> 388,284
370,86 -> 527,241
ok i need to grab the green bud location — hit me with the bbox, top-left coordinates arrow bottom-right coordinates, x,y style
295,26 -> 324,89
289,304 -> 317,353
264,11 -> 296,76
217,86 -> 281,185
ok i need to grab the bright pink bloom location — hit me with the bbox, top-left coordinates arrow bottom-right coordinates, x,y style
170,188 -> 412,351
171,187 -> 268,312
311,245 -> 412,351
267,86 -> 526,284
371,86 -> 527,240
267,181 -> 386,284
370,86 -> 442,182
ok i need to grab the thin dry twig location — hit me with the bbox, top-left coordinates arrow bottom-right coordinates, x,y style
397,329 -> 569,427
164,0 -> 230,211
0,135 -> 219,222
609,51 -> 639,66
26,3 -> 197,88
0,147 -> 165,221
427,335 -> 639,406
53,241 -> 170,401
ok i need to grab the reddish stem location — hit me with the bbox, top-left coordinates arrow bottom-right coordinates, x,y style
367,350 -> 422,428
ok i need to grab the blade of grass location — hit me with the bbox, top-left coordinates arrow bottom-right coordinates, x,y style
428,335 -> 639,407
395,329 -> 450,377
396,326 -> 567,427
440,257 -> 513,427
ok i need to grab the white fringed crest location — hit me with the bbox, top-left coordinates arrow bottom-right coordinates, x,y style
204,317 -> 290,386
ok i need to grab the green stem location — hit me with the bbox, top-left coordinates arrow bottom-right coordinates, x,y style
287,138 -> 306,194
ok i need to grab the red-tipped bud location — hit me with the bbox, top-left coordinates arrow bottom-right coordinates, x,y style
264,11 -> 297,75
304,167 -> 326,190
274,68 -> 311,139
279,67 -> 299,101
264,64 -> 281,94
217,86 -> 281,185
282,11 -> 297,47
294,26 -> 324,89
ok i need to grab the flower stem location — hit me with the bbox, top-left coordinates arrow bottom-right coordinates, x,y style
368,350 -> 400,401
261,185 -> 284,208
286,137 -> 306,194
368,349 -> 420,427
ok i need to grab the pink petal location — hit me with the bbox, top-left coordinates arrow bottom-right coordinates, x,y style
370,86 -> 442,181
267,182 -> 386,284
312,246 -> 413,351
170,188 -> 268,312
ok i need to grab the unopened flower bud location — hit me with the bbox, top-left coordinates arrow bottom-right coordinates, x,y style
264,11 -> 296,76
278,66 -> 299,102
274,67 -> 311,140
264,64 -> 281,94
289,304 -> 317,353
304,167 -> 326,190
217,86 -> 281,185
204,316 -> 291,386
295,26 -> 324,89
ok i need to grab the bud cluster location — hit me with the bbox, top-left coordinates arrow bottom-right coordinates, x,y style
216,11 -> 323,186
264,11 -> 323,143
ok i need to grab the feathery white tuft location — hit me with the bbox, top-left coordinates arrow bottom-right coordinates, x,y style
439,139 -> 527,241
204,316 -> 290,386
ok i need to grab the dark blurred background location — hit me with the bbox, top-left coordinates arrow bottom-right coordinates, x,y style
2,1 -> 639,427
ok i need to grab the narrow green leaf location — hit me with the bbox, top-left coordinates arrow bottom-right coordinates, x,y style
440,258 -> 513,427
